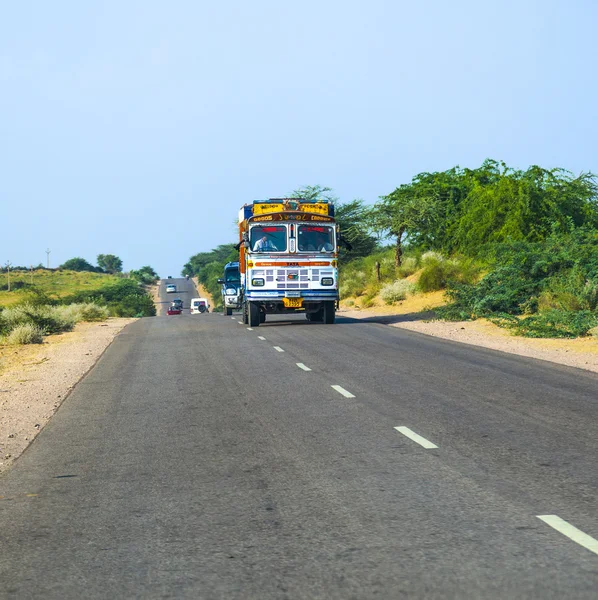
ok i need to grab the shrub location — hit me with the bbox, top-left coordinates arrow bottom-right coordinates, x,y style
380,279 -> 415,304
417,254 -> 481,293
441,229 -> 598,330
420,251 -> 444,266
5,323 -> 44,345
339,270 -> 368,298
62,279 -> 156,317
492,310 -> 598,338
397,256 -> 418,278
80,303 -> 110,321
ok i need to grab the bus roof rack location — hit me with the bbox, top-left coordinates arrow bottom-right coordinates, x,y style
252,198 -> 329,204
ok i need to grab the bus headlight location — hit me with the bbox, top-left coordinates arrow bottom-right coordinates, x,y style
252,278 -> 265,286
225,288 -> 237,295
321,277 -> 334,286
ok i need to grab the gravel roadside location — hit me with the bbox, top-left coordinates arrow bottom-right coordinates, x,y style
0,318 -> 135,474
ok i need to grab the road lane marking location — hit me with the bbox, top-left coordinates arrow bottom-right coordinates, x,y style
273,346 -> 284,352
331,385 -> 355,398
247,328 -> 253,331
258,336 -> 266,340
394,426 -> 438,449
297,363 -> 312,371
537,515 -> 598,556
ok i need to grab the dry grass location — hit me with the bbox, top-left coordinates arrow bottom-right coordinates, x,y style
0,270 -> 121,307
340,289 -> 447,315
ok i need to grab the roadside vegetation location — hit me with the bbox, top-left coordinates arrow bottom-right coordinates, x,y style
183,245 -> 238,311
183,162 -> 598,337
0,259 -> 158,345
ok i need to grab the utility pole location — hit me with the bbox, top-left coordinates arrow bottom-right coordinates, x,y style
5,261 -> 11,292
46,248 -> 51,269
30,265 -> 34,285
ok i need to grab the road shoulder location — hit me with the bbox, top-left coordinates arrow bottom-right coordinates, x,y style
0,318 -> 135,474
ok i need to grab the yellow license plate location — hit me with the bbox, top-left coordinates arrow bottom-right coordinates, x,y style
283,297 -> 303,308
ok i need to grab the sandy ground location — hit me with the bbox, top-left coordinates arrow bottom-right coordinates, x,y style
0,318 -> 135,474
2,288 -> 597,475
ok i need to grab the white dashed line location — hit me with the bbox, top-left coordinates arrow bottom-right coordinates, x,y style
296,363 -> 312,371
247,328 -> 253,331
537,515 -> 598,556
231,316 -> 236,320
331,385 -> 355,398
273,346 -> 284,352
258,336 -> 266,341
394,426 -> 438,449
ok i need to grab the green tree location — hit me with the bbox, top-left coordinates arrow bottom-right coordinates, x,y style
183,244 -> 238,278
291,185 -> 378,260
59,257 -> 99,272
371,167 -> 472,265
97,254 -> 123,274
129,265 -> 159,284
453,165 -> 598,255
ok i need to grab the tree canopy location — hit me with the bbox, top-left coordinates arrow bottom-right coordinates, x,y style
59,257 -> 99,272
291,184 -> 377,260
371,160 -> 598,264
97,254 -> 123,274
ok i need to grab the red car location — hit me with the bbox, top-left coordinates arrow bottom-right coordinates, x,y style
167,307 -> 182,315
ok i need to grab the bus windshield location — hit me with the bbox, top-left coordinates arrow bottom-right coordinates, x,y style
225,267 -> 240,284
297,225 -> 335,252
250,225 -> 287,252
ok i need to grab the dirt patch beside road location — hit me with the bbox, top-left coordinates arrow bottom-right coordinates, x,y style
0,318 -> 135,474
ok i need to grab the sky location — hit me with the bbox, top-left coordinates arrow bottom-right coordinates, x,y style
1,0 -> 597,278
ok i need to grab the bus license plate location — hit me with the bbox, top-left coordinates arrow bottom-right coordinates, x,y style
283,297 -> 303,308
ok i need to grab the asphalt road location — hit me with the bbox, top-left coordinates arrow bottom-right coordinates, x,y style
1,287 -> 597,599
157,277 -> 199,315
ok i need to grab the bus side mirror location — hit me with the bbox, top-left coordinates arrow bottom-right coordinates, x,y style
217,278 -> 224,284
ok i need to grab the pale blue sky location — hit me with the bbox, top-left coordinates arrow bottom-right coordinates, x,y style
2,1 -> 596,277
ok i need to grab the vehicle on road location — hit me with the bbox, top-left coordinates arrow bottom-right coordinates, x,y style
171,298 -> 184,310
218,261 -> 242,315
166,307 -> 182,315
190,297 -> 209,314
166,284 -> 176,293
237,198 -> 339,327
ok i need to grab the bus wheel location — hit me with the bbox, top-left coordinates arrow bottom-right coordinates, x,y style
308,308 -> 324,322
323,301 -> 335,324
242,303 -> 249,324
249,302 -> 260,327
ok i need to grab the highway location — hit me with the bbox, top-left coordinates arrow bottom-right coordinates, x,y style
1,278 -> 597,599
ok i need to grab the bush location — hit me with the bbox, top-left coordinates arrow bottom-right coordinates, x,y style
339,270 -> 368,298
397,256 -> 418,277
0,302 -> 109,339
380,279 -> 415,304
491,310 -> 598,338
5,323 -> 44,345
62,279 -> 156,317
80,303 -> 110,321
